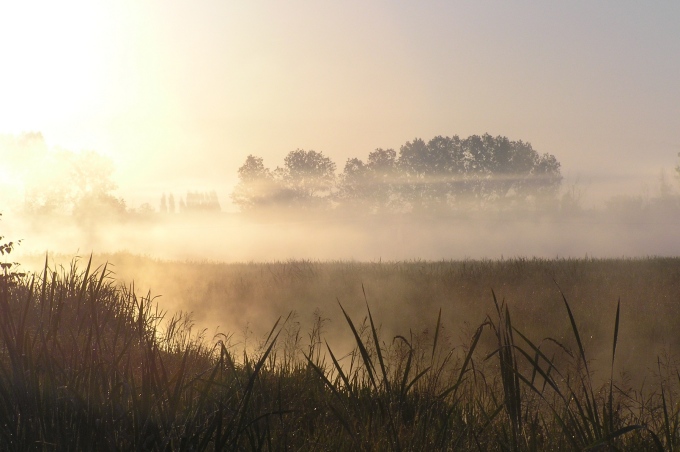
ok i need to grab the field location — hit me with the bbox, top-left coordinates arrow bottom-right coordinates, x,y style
2,254 -> 680,450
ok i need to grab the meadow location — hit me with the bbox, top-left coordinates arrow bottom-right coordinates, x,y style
2,253 -> 679,450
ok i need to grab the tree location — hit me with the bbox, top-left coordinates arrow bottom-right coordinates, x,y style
366,148 -> 399,211
527,153 -> 562,198
395,134 -> 562,210
482,136 -> 534,201
185,191 -> 221,213
168,193 -> 176,214
337,149 -> 400,212
72,192 -> 127,221
160,193 -> 168,214
398,136 -> 463,210
231,150 -> 337,211
137,203 -> 155,216
71,150 -> 117,197
230,134 -> 562,214
68,151 -> 124,222
231,155 -> 278,211
276,149 -> 336,205
0,133 -> 126,217
337,158 -> 370,208
16,143 -> 122,216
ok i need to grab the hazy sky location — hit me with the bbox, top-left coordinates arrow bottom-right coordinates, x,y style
1,1 -> 679,208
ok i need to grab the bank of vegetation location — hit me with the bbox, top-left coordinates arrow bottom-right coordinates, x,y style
1,246 -> 679,449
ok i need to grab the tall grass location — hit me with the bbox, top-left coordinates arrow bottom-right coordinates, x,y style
0,255 -> 677,450
0,256 -> 294,450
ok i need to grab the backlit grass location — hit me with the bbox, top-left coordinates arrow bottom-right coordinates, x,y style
0,255 -> 678,449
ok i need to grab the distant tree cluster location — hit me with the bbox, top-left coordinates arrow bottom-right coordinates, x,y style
160,193 -> 176,214
184,191 -> 221,213
0,132 -> 126,219
231,134 -> 563,213
231,150 -> 336,211
159,191 -> 221,214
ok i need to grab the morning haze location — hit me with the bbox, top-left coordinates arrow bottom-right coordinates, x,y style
1,1 -> 679,210
1,3 -> 680,448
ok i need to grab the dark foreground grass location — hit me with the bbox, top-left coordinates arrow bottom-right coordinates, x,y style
0,257 -> 677,450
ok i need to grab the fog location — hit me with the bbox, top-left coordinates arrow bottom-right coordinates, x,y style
3,138 -> 680,388
3,201 -> 680,380
2,131 -> 680,262
6,209 -> 680,264
7,212 -> 679,389
1,4 -> 680,419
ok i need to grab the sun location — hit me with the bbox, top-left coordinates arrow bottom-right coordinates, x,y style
0,2 -> 110,134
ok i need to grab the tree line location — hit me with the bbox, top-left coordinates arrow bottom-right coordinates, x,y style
0,132 -> 127,219
159,191 -> 221,214
0,133 -> 223,220
232,134 -> 563,213
5,132 -> 678,220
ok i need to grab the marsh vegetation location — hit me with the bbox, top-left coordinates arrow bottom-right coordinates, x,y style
2,251 -> 679,450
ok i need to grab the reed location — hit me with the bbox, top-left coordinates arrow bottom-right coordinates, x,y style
0,253 -> 677,450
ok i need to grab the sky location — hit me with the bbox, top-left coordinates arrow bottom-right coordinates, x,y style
1,1 -> 679,209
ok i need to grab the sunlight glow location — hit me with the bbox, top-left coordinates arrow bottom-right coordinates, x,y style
0,1 -> 108,133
